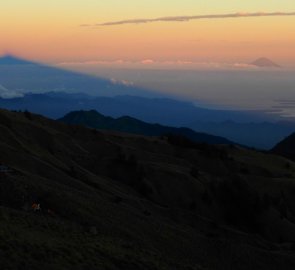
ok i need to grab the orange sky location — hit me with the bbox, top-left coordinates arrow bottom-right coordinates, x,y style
1,1 -> 295,67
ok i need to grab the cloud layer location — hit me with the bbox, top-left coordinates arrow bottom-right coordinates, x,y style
0,84 -> 24,99
86,12 -> 295,27
57,59 -> 262,71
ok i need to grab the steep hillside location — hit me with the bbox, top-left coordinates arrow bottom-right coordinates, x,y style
59,110 -> 233,145
272,132 -> 295,160
1,109 -> 295,269
190,120 -> 295,149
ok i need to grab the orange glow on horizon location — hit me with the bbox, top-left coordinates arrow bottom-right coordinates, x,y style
0,1 -> 294,66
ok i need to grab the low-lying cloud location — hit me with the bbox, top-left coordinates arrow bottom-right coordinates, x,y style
57,59 -> 260,70
110,78 -> 134,86
85,12 -> 295,27
0,84 -> 24,99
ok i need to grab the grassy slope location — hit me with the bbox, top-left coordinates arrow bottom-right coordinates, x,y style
272,132 -> 295,161
1,109 -> 295,269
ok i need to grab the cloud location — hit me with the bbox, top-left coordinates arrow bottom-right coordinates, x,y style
233,63 -> 257,68
141,59 -> 154,64
110,78 -> 134,86
57,59 -> 129,66
87,12 -> 295,27
57,59 -> 261,70
0,84 -> 24,99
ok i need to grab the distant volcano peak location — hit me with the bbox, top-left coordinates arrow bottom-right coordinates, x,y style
251,57 -> 281,68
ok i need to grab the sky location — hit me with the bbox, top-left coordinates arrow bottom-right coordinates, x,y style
1,0 -> 295,67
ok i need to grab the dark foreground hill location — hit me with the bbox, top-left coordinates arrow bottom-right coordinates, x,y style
1,109 -> 295,269
272,132 -> 295,160
59,110 -> 233,145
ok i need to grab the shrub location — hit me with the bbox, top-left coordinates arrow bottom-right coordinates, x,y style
190,167 -> 200,178
188,201 -> 197,211
23,110 -> 33,120
240,167 -> 250,175
285,162 -> 291,170
215,178 -> 263,233
112,196 -> 123,204
107,153 -> 152,197
201,190 -> 212,205
165,134 -> 196,149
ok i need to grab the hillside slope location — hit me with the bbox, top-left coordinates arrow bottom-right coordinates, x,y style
190,120 -> 295,149
1,109 -> 295,269
272,132 -> 295,160
59,110 -> 233,145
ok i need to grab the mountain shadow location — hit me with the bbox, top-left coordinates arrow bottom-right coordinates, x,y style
0,55 -> 158,97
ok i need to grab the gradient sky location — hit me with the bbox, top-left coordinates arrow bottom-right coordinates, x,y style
1,0 -> 295,66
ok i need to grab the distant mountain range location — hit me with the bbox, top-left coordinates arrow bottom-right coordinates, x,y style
59,110 -> 234,145
0,91 -> 293,149
251,57 -> 281,68
190,120 -> 295,150
0,91 -> 265,122
0,55 -> 294,149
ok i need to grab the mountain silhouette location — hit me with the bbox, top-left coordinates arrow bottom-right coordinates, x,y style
251,57 -> 281,68
272,132 -> 295,160
0,91 -> 291,149
59,109 -> 234,145
190,120 -> 295,150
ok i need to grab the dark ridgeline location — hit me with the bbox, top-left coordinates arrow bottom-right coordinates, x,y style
59,110 -> 234,145
1,108 -> 295,269
1,91 -> 294,149
272,132 -> 295,160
